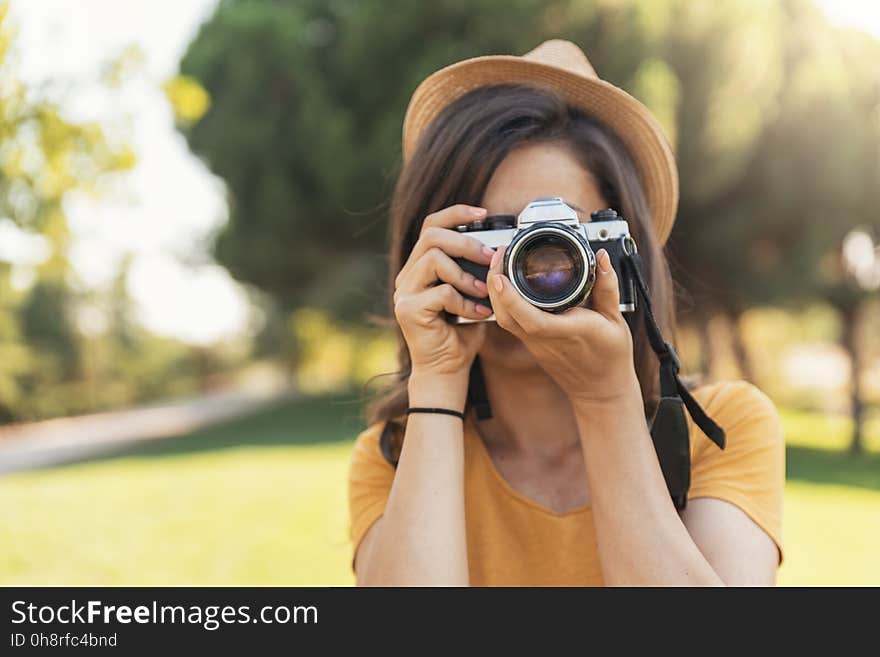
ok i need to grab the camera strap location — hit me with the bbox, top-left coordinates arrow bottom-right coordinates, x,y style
464,251 -> 726,510
620,249 -> 726,510
384,251 -> 726,511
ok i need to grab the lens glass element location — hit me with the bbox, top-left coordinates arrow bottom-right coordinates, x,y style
514,234 -> 583,302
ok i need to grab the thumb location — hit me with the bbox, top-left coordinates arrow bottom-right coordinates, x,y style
591,249 -> 621,319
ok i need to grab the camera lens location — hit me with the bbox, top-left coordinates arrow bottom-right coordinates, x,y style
506,223 -> 594,312
517,236 -> 580,300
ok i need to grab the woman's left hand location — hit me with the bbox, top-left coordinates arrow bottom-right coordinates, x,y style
486,245 -> 640,405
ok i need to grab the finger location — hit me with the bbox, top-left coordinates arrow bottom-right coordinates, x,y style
398,227 -> 492,292
409,225 -> 495,265
485,246 -> 525,337
421,204 -> 488,233
395,284 -> 491,325
486,246 -> 549,334
590,249 -> 622,320
417,283 -> 493,322
397,247 -> 489,298
491,271 -> 554,335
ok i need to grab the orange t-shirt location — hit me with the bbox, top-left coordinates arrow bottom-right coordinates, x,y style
347,380 -> 785,586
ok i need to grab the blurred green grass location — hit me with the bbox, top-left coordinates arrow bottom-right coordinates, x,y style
0,393 -> 877,586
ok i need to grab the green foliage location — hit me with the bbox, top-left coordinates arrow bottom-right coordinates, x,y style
0,0 -> 875,421
685,2 -> 880,313
0,5 -> 236,421
19,281 -> 79,378
180,0 -> 879,325
180,0 -> 579,319
0,265 -> 31,421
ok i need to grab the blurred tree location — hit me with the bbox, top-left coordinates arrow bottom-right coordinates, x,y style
828,29 -> 880,454
706,4 -> 880,451
0,2 -> 133,419
178,0 -> 792,349
19,280 -> 79,378
0,2 -> 260,421
0,264 -> 30,421
656,0 -> 786,379
178,0 -> 586,323
179,0 -> 879,442
812,41 -> 880,454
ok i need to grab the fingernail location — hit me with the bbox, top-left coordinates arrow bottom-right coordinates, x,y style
474,278 -> 487,292
476,303 -> 492,315
481,245 -> 495,261
471,207 -> 487,217
493,275 -> 503,293
597,249 -> 611,274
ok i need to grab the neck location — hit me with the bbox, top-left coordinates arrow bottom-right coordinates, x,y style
474,351 -> 581,457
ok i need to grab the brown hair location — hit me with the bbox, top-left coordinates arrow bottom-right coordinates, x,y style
366,83 -> 676,446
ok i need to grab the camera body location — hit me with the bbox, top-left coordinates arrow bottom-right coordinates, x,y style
451,197 -> 637,323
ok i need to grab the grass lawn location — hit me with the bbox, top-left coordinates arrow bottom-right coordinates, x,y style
0,393 -> 877,586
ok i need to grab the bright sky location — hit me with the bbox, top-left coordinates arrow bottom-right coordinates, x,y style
815,0 -> 880,36
6,0 -> 245,346
4,0 -> 879,346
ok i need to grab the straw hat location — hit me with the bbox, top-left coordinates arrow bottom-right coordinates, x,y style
402,39 -> 679,245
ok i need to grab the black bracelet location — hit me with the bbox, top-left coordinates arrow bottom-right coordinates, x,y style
406,407 -> 465,420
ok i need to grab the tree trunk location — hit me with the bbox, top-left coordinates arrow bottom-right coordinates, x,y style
839,304 -> 864,456
727,308 -> 755,382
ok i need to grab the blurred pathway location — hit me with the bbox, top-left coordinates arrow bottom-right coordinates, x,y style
0,383 -> 293,475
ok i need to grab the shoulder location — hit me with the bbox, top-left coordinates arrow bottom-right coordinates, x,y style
690,379 -> 782,445
687,379 -> 784,468
349,420 -> 396,482
347,421 -> 397,556
691,379 -> 779,422
685,380 -> 785,559
687,379 -> 784,480
351,420 -> 391,467
351,421 -> 386,454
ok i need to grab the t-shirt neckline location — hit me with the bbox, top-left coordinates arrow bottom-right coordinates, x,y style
464,418 -> 593,518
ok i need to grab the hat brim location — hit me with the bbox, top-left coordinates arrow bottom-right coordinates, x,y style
402,55 -> 678,245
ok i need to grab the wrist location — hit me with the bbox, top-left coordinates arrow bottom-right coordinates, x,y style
567,361 -> 641,405
571,372 -> 644,425
408,368 -> 469,411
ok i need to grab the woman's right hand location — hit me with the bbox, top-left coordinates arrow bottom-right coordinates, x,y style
393,204 -> 495,391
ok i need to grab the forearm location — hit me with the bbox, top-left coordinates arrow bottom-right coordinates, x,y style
358,373 -> 469,586
575,380 -> 724,586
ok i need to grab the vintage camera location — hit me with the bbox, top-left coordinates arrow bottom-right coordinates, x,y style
451,197 -> 637,323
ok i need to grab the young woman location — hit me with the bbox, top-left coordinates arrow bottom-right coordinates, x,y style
348,40 -> 784,586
